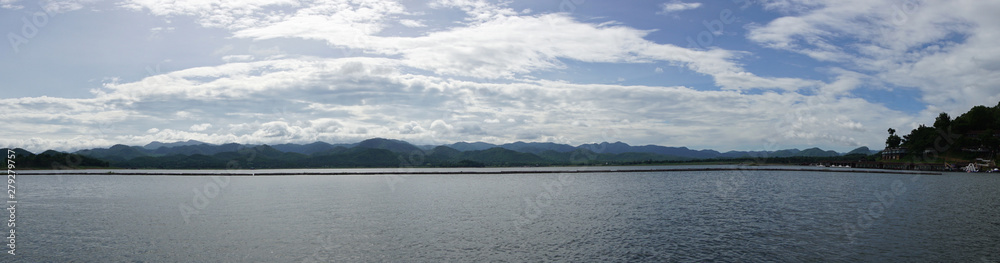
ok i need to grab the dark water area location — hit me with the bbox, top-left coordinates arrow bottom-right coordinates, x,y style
7,168 -> 1000,262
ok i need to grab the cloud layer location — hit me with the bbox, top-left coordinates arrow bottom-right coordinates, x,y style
2,0 -> 996,154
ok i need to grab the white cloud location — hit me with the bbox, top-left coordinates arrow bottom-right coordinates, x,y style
7,0 -> 975,154
42,0 -> 87,13
175,111 -> 193,119
222,55 -> 254,62
189,123 -> 212,132
158,1 -> 811,90
399,121 -> 426,134
429,0 -> 518,23
430,119 -> 454,133
747,0 -> 1000,117
120,0 -> 301,30
229,0 -> 408,49
1,0 -> 23,9
398,19 -> 426,28
0,55 -> 909,153
657,1 -> 702,14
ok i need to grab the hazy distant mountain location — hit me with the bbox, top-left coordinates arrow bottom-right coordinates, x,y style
846,146 -> 877,155
3,147 -> 109,169
38,150 -> 65,156
575,142 -> 723,159
426,146 -> 463,162
443,140 -> 866,159
447,142 -> 498,151
797,147 -> 841,157
355,138 -> 423,153
143,140 -> 208,150
4,148 -> 34,157
64,138 -> 873,169
717,150 -> 772,158
148,143 -> 246,156
766,149 -> 801,158
459,147 -> 548,165
76,144 -> 150,162
537,148 -> 689,164
500,141 -> 577,154
271,141 -> 345,155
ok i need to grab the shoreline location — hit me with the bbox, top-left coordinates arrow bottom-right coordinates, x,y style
17,166 -> 942,176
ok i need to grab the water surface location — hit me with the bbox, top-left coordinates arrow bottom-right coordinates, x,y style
9,168 -> 1000,262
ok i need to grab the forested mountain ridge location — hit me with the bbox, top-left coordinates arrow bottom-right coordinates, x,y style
1,138 -> 876,169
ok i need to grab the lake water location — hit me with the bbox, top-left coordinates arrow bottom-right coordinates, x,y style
7,167 -> 1000,262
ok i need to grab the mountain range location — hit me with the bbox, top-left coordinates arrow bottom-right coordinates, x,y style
46,138 -> 881,160
6,138 -> 878,169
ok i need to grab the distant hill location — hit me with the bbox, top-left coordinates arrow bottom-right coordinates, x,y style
355,138 -> 423,153
76,144 -> 150,163
56,138 -> 874,169
845,146 -> 876,155
149,143 -> 245,156
797,147 -> 841,157
6,148 -> 34,157
718,150 -> 772,158
447,142 -> 497,152
499,141 -> 577,154
426,146 -> 463,163
271,141 -> 347,155
144,140 -> 208,150
3,147 -> 109,169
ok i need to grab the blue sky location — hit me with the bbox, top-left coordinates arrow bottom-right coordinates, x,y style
2,0 -> 999,153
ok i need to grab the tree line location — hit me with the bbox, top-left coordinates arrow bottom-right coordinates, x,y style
886,101 -> 1000,161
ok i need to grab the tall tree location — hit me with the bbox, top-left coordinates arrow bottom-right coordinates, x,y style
886,128 -> 902,148
934,112 -> 951,130
902,125 -> 937,153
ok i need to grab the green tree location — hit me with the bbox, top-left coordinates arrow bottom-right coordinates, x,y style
953,105 -> 997,133
886,128 -> 902,148
901,125 -> 937,155
979,128 -> 999,151
934,112 -> 951,130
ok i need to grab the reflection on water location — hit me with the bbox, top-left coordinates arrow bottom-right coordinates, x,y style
10,169 -> 1000,262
